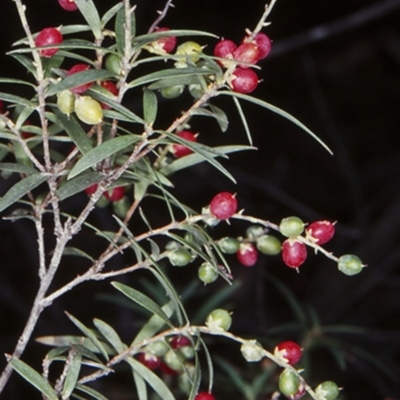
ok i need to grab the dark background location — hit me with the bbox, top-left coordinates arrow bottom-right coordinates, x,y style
1,0 -> 400,398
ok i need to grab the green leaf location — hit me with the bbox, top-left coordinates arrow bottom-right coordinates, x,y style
68,135 -> 141,179
62,351 -> 82,400
133,372 -> 148,400
143,89 -> 157,126
10,358 -> 58,400
115,6 -> 136,54
75,0 -> 102,40
54,109 -> 93,154
75,383 -> 110,400
0,163 -> 37,175
10,54 -> 36,76
232,96 -> 252,145
126,357 -> 176,400
57,171 -> 103,200
59,25 -> 92,36
0,91 -> 35,108
0,173 -> 46,213
0,78 -> 35,87
63,247 -> 94,262
111,282 -> 173,328
209,104 -> 229,132
93,319 -> 126,353
101,3 -> 123,28
218,91 -> 333,154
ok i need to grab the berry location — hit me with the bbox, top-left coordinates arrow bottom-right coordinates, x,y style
171,130 -> 197,158
198,262 -> 218,284
168,248 -> 192,267
104,186 -> 125,202
159,361 -> 179,375
315,381 -> 340,400
218,237 -> 240,254
231,68 -> 258,94
0,100 -> 3,113
286,382 -> 306,400
282,239 -> 307,269
252,32 -> 272,59
84,184 -> 98,196
306,220 -> 335,245
160,85 -> 184,99
233,42 -> 260,67
100,81 -> 118,109
278,369 -> 301,397
240,340 -> 264,362
256,234 -> 281,255
105,54 -> 122,75
237,243 -> 258,267
338,254 -> 364,276
195,393 -> 215,400
209,192 -> 238,220
35,27 -> 63,58
163,349 -> 184,372
279,216 -> 305,238
214,39 -> 237,67
153,27 -> 177,53
170,335 -> 191,349
246,225 -> 265,240
176,41 -> 203,64
57,90 -> 75,116
145,340 -> 169,357
74,96 -> 103,125
138,352 -> 161,370
58,0 -> 78,11
206,308 -> 232,332
275,341 -> 302,365
67,64 -> 93,94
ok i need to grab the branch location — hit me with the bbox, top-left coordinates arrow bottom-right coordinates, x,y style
148,0 -> 175,33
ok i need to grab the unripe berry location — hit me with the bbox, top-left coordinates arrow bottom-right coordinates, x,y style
170,335 -> 194,359
279,369 -> 301,397
138,352 -> 161,370
279,216 -> 305,238
198,262 -> 219,284
57,90 -> 75,116
35,27 -> 63,57
233,42 -> 260,67
256,234 -> 281,255
286,381 -> 306,400
240,340 -> 264,362
282,239 -> 307,269
274,341 -> 302,365
67,64 -> 93,94
168,248 -> 192,267
163,349 -> 184,372
105,54 -> 123,75
160,85 -> 184,99
338,254 -> 364,276
171,130 -> 197,158
237,243 -> 258,267
195,393 -> 215,400
176,41 -> 203,64
74,96 -> 103,125
206,308 -> 232,332
100,81 -> 118,109
153,27 -> 177,53
104,186 -> 125,202
218,237 -> 240,254
209,192 -> 238,220
58,0 -> 78,11
214,39 -> 237,67
315,381 -> 340,400
231,68 -> 258,93
306,220 -> 335,244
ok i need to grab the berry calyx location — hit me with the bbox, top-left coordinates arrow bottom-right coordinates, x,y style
282,239 -> 307,269
104,186 -> 125,202
306,220 -> 335,244
67,64 -> 93,94
274,341 -> 302,365
231,68 -> 258,93
171,130 -> 197,158
206,308 -> 232,332
214,39 -> 237,67
233,42 -> 260,67
315,381 -> 340,400
279,369 -> 301,397
138,352 -> 161,370
100,81 -> 119,109
256,234 -> 281,255
237,243 -> 258,267
198,262 -> 219,284
74,96 -> 103,125
153,27 -> 177,53
337,254 -> 364,276
279,216 -> 305,238
194,393 -> 215,400
209,192 -> 238,220
252,32 -> 272,59
58,0 -> 78,11
35,27 -> 63,58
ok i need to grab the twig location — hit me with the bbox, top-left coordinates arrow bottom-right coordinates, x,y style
148,0 -> 175,33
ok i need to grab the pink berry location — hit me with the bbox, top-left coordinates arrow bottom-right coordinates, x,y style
233,42 -> 260,67
58,0 -> 78,11
100,81 -> 118,109
172,130 -> 197,158
275,341 -> 302,365
253,33 -> 272,59
282,239 -> 307,269
170,335 -> 191,349
154,27 -> 177,53
67,64 -> 92,94
35,27 -> 63,58
138,352 -> 161,370
104,186 -> 125,202
237,243 -> 258,267
306,220 -> 335,245
195,393 -> 215,400
0,100 -> 3,113
214,39 -> 237,67
231,68 -> 258,94
209,192 -> 238,220
84,184 -> 98,196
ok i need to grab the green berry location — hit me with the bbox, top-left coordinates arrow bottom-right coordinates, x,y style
205,308 -> 232,332
279,216 -> 305,238
278,369 -> 300,397
57,90 -> 75,115
145,340 -> 169,357
198,262 -> 218,284
163,349 -> 184,372
246,225 -> 265,240
240,340 -> 264,362
256,234 -> 281,255
218,237 -> 240,254
168,248 -> 192,267
315,381 -> 340,400
105,54 -> 123,75
338,254 -> 364,276
160,85 -> 184,99
176,41 -> 203,64
74,96 -> 103,125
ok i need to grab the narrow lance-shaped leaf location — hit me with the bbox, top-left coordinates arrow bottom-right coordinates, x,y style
75,0 -> 102,40
0,163 -> 37,175
9,358 -> 58,400
115,6 -> 136,54
133,371 -> 148,400
143,89 -> 157,126
75,383 -> 110,400
93,318 -> 126,353
101,2 -> 123,28
57,170 -> 103,201
0,91 -> 35,108
232,96 -> 252,145
62,350 -> 82,400
68,135 -> 142,179
63,247 -> 94,262
0,173 -> 46,213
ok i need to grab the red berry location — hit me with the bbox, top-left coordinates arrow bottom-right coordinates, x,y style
233,42 -> 260,67
306,220 -> 335,245
84,184 -> 98,196
154,27 -> 177,53
100,81 -> 118,109
253,33 -> 272,59
282,239 -> 307,269
231,68 -> 258,93
172,130 -> 197,158
104,186 -> 125,202
237,243 -> 258,267
67,64 -> 92,94
159,361 -> 179,375
209,192 -> 238,220
58,0 -> 78,11
214,39 -> 237,67
0,100 -> 4,113
195,392 -> 215,400
170,335 -> 191,349
138,352 -> 161,370
21,121 -> 33,139
35,27 -> 63,58
275,341 -> 302,365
